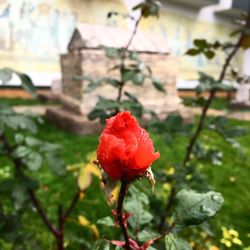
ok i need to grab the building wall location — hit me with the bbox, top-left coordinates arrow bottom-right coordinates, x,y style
0,0 -> 126,86
0,0 -> 242,87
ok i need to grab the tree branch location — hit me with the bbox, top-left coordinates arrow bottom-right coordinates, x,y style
63,189 -> 80,220
29,190 -> 59,237
124,16 -> 142,51
115,15 -> 142,108
0,133 -> 59,237
182,33 -> 244,166
117,181 -> 131,250
57,204 -> 64,250
152,222 -> 176,244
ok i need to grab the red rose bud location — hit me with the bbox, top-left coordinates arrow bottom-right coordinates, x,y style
97,111 -> 160,181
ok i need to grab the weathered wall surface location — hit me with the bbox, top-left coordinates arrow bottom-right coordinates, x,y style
0,0 -> 241,86
0,0 -> 126,85
60,49 -> 180,115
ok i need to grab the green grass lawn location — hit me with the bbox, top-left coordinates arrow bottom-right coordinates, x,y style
0,97 -> 59,106
181,97 -> 230,110
1,114 -> 250,249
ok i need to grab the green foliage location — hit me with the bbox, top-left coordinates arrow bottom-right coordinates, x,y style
174,189 -> 224,227
1,115 -> 249,249
165,233 -> 192,250
207,116 -> 248,155
151,77 -> 166,93
0,68 -> 37,98
186,39 -> 220,59
132,0 -> 161,18
181,97 -> 230,110
84,6 -> 166,123
124,186 -> 153,228
88,93 -> 144,124
196,71 -> 234,94
97,216 -> 114,227
148,114 -> 192,145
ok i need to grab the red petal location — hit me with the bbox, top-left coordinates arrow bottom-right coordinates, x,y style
97,134 -> 126,179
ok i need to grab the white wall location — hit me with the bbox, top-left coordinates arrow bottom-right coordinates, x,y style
198,0 -> 233,23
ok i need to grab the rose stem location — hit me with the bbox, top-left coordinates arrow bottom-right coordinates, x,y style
117,181 -> 131,250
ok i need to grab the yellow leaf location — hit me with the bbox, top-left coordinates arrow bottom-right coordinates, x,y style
78,215 -> 99,240
78,215 -> 90,227
111,184 -> 120,204
85,163 -> 101,179
67,163 -> 84,172
90,224 -> 99,240
86,151 -> 96,161
78,168 -> 92,191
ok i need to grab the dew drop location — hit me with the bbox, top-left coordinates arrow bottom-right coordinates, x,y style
212,194 -> 220,201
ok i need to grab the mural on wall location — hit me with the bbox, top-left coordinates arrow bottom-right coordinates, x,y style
0,0 -> 126,77
0,0 -> 241,84
0,0 -> 77,63
140,9 -> 241,79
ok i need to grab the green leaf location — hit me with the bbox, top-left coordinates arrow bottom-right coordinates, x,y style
132,72 -> 145,85
97,216 -> 114,227
133,1 -> 161,18
4,115 -> 37,132
174,189 -> 224,226
95,98 -> 119,110
186,48 -> 201,56
194,39 -> 208,49
122,69 -> 140,84
0,68 -> 13,83
121,100 -> 143,118
25,137 -> 41,147
129,51 -> 139,61
13,146 -> 31,158
93,240 -> 110,250
204,50 -> 215,59
47,153 -> 66,176
74,75 -> 101,92
88,109 -> 107,122
103,47 -> 124,59
12,184 -> 28,210
165,114 -> 183,132
124,91 -> 139,102
124,186 -> 153,227
165,233 -> 192,250
0,214 -> 22,242
16,72 -> 37,98
137,230 -> 159,242
105,78 -> 121,88
196,72 -> 217,94
230,28 -> 243,37
25,152 -> 43,171
14,134 -> 24,144
152,78 -> 166,93
213,83 -> 234,91
0,179 -> 14,193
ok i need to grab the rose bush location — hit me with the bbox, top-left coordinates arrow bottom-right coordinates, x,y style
97,111 -> 160,180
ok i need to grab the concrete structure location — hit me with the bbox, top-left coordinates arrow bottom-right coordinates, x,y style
46,23 -> 190,135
